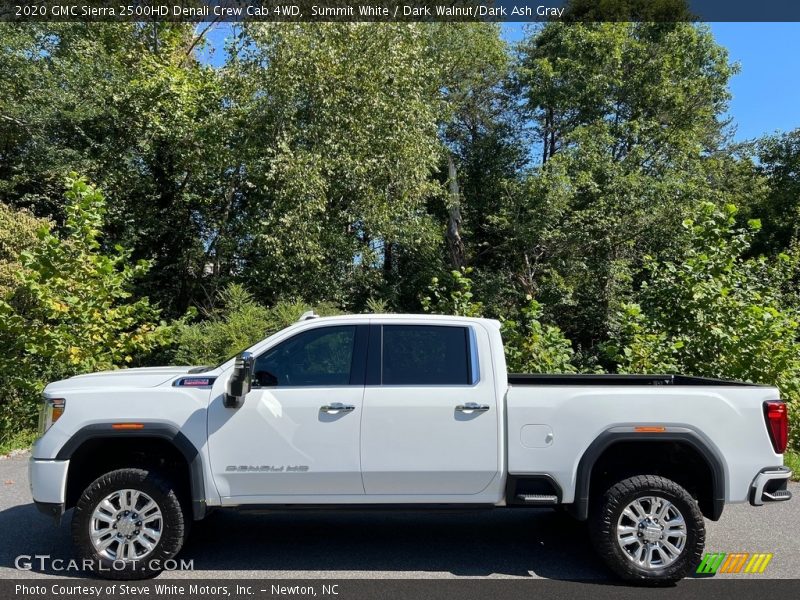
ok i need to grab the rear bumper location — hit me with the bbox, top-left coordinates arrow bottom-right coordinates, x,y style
29,457 -> 69,523
749,466 -> 792,506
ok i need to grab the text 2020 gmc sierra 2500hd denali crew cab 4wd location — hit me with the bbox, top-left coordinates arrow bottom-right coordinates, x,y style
30,314 -> 792,582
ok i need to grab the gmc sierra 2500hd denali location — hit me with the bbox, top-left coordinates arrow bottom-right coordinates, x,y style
30,313 -> 792,582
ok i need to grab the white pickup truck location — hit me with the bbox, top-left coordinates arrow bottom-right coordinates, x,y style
30,314 -> 791,583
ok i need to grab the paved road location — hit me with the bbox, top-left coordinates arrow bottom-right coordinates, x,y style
2,452 -> 797,580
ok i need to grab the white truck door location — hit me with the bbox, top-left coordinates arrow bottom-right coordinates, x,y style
207,324 -> 368,500
360,322 -> 500,495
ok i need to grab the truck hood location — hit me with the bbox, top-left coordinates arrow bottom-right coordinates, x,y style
44,366 -> 202,394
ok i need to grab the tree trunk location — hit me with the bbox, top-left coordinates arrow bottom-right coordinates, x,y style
383,239 -> 393,279
446,153 -> 466,270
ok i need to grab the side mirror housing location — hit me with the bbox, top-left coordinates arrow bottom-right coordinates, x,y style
224,352 -> 254,409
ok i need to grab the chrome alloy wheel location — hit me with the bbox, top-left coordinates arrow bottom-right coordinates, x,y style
89,489 -> 163,562
616,496 -> 687,569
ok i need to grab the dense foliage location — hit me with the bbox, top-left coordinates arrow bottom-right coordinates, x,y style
1,13 -> 799,451
0,203 -> 48,298
0,177 -> 170,440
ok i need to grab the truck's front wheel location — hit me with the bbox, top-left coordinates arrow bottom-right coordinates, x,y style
72,468 -> 187,579
589,475 -> 705,584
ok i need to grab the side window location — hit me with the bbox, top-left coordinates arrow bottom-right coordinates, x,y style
253,326 -> 357,387
382,325 -> 472,386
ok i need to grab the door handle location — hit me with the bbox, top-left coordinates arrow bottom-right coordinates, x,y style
320,403 -> 355,413
456,402 -> 490,412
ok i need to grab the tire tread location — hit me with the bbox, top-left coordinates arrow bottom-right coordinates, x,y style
589,474 -> 705,584
71,467 -> 186,580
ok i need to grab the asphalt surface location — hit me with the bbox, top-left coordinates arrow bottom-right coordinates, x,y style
1,452 -> 798,580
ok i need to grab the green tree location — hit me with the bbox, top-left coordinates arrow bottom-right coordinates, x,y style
425,24 -> 522,270
228,23 -> 445,310
504,20 -> 741,353
424,24 -> 529,319
0,176 -> 169,442
0,23 -> 527,317
517,19 -> 731,161
0,23 -> 228,316
747,130 -> 800,255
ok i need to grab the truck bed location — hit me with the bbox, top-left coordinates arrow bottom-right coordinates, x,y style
508,373 -> 765,386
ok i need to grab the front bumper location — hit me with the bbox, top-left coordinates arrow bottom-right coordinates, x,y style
749,466 -> 793,506
28,457 -> 69,523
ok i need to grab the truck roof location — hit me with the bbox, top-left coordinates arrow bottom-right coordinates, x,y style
298,313 -> 501,328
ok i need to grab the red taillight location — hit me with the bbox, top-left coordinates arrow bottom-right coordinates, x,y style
764,401 -> 788,454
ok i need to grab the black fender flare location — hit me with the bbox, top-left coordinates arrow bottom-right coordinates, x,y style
56,423 -> 207,520
570,428 -> 726,521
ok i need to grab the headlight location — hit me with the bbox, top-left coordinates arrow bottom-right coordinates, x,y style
38,397 -> 66,435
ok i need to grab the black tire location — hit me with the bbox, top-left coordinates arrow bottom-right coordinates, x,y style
72,468 -> 187,580
589,475 -> 705,584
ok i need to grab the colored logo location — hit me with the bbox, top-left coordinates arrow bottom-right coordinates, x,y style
696,552 -> 773,574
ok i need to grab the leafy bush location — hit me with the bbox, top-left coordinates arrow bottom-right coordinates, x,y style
0,427 -> 37,457
501,297 -> 577,374
0,388 -> 38,452
173,284 -> 342,366
0,176 -> 169,445
421,268 -> 484,317
610,202 -> 800,450
785,450 -> 800,481
0,203 -> 49,298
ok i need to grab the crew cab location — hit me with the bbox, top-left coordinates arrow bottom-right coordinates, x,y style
30,313 -> 792,582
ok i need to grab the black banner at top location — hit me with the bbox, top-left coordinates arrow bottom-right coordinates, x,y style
3,0 -> 800,23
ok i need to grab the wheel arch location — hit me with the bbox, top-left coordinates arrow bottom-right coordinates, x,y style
56,423 -> 206,520
570,427 -> 726,522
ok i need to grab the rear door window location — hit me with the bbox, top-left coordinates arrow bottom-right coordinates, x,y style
381,325 -> 472,385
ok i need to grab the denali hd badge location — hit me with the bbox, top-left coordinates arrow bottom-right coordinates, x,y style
226,465 -> 309,473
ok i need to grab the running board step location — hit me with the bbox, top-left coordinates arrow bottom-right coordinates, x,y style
516,494 -> 558,505
763,489 -> 792,502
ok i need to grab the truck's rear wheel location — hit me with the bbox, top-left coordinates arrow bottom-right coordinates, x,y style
72,468 -> 186,579
589,475 -> 705,584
